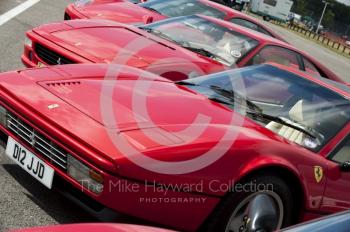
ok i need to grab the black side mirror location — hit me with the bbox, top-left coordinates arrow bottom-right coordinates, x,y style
340,161 -> 350,171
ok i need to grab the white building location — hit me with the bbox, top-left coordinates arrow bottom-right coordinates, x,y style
250,0 -> 294,22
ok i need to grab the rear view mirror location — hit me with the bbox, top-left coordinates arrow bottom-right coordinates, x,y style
143,15 -> 154,24
340,161 -> 350,172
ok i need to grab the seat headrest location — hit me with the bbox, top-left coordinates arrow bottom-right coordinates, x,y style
289,100 -> 304,122
289,99 -> 315,127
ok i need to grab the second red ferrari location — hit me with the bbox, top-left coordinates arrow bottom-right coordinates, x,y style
22,15 -> 343,83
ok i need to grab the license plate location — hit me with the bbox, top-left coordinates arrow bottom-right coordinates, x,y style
5,137 -> 54,189
37,62 -> 46,68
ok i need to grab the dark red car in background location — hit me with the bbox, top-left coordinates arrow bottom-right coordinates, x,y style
65,0 -> 285,41
22,15 -> 343,83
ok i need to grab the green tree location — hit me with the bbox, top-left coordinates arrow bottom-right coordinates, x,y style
322,9 -> 335,28
293,0 -> 308,15
290,0 -> 350,33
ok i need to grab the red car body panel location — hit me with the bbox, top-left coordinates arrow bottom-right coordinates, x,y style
0,64 -> 349,231
22,16 -> 343,83
11,223 -> 173,232
66,1 -> 165,23
64,0 -> 284,41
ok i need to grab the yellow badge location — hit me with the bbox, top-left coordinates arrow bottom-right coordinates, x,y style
314,166 -> 324,183
37,62 -> 46,68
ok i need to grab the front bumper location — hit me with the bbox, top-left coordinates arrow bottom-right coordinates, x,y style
21,53 -> 36,68
0,106 -> 219,232
21,31 -> 92,68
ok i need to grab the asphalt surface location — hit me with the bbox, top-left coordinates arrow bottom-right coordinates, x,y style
0,1 -> 349,231
0,1 -> 98,231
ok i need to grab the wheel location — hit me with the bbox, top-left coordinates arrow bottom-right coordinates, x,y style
263,16 -> 271,21
201,175 -> 295,232
233,4 -> 243,11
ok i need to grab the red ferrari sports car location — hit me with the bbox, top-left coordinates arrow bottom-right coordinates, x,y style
65,0 -> 285,41
1,63 -> 349,231
22,15 -> 343,83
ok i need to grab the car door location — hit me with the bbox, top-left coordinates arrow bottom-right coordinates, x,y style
321,131 -> 350,213
243,45 -> 303,71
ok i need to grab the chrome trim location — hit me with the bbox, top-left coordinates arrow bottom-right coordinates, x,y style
6,112 -> 67,170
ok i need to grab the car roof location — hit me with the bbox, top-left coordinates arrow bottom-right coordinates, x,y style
198,0 -> 284,39
196,0 -> 261,21
316,77 -> 350,95
267,63 -> 350,98
197,14 -> 288,45
200,0 -> 268,25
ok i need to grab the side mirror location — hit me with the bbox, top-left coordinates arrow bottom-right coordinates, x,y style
340,161 -> 350,172
143,15 -> 154,24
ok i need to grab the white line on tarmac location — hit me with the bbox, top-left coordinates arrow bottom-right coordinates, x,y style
0,0 -> 40,26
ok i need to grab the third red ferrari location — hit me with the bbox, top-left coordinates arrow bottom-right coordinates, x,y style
65,0 -> 285,41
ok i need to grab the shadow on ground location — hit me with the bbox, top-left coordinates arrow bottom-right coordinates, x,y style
3,164 -> 97,224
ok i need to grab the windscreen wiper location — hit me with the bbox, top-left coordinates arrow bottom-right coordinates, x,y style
181,46 -> 231,64
177,81 -> 197,86
140,27 -> 183,46
209,85 -> 262,112
246,111 -> 317,139
208,97 -> 234,106
177,82 -> 234,106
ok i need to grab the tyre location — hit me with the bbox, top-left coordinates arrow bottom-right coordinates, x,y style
201,175 -> 295,232
233,4 -> 243,11
263,16 -> 271,21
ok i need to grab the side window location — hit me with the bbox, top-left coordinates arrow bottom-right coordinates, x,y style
258,26 -> 274,37
247,46 -> 301,70
302,57 -> 322,77
263,0 -> 277,7
331,137 -> 350,163
230,18 -> 259,31
230,18 -> 274,38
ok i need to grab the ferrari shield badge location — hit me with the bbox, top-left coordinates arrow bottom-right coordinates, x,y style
314,166 -> 324,183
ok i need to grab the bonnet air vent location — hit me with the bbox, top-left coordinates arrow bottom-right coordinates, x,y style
46,81 -> 81,87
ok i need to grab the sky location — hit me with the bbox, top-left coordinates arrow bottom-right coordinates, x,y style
337,0 -> 350,6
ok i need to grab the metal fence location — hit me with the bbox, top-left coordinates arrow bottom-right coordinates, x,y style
274,21 -> 350,57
